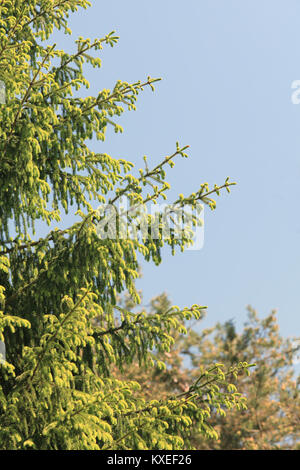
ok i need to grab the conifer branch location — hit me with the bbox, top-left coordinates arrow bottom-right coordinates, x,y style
22,0 -> 71,30
3,43 -> 56,151
0,5 -> 26,58
27,288 -> 90,387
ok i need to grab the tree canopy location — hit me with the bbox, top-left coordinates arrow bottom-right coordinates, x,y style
0,0 -> 252,450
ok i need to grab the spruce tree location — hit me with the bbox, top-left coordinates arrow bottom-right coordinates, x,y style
0,0 -> 251,450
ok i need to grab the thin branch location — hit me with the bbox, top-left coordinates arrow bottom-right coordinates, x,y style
21,0 -> 70,30
27,289 -> 90,387
0,5 -> 26,59
3,44 -> 56,153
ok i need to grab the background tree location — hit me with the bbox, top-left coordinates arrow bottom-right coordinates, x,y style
191,308 -> 300,449
120,296 -> 300,449
0,0 -> 251,450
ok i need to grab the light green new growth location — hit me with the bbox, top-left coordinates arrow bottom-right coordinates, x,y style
0,0 -> 251,450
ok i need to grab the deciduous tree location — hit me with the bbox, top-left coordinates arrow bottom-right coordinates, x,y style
120,297 -> 300,449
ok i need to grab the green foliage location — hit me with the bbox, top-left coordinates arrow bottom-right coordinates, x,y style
0,1 -> 250,450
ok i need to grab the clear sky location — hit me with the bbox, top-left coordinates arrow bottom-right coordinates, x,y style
47,0 -> 300,339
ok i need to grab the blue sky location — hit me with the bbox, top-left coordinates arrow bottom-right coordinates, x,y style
47,0 -> 300,338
